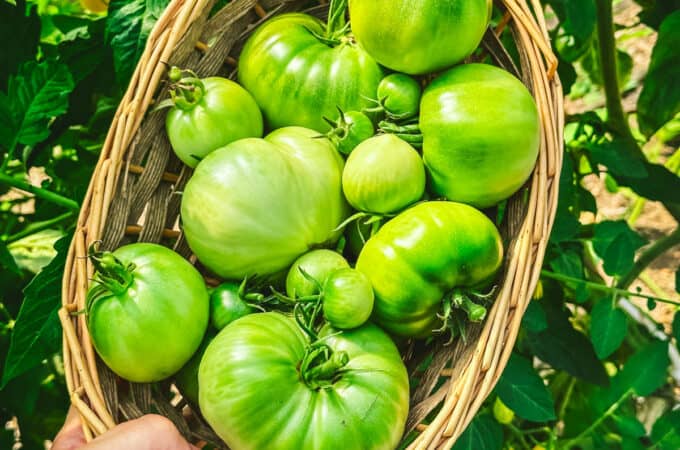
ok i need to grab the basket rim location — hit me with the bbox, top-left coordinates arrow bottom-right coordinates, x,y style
59,0 -> 564,448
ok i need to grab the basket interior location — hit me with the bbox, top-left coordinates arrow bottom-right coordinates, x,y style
63,0 -> 561,448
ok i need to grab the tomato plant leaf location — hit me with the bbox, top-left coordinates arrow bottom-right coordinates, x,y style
0,60 -> 75,153
613,414 -> 647,438
650,409 -> 680,450
638,11 -> 680,137
0,0 -> 40,88
0,241 -> 21,276
106,0 -> 170,86
590,299 -> 628,360
0,235 -> 70,388
496,353 -> 556,422
615,340 -> 669,397
675,267 -> 679,294
545,0 -> 596,62
522,300 -> 548,333
635,0 -> 680,29
592,221 -> 647,277
525,292 -> 608,386
452,413 -> 503,450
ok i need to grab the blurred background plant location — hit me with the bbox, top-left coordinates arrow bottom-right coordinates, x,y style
0,0 -> 677,449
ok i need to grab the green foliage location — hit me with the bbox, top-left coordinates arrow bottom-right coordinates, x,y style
0,0 -> 41,88
650,409 -> 680,450
0,60 -> 75,153
590,298 -> 628,359
592,221 -> 647,277
452,414 -> 503,450
106,0 -> 171,86
1,235 -> 70,388
496,353 -> 556,422
637,10 -> 680,137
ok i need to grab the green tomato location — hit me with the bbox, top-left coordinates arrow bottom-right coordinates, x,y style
286,249 -> 350,298
329,110 -> 375,155
342,134 -> 425,214
421,64 -> 540,208
210,282 -> 256,330
86,243 -> 209,382
322,268 -> 374,329
356,201 -> 503,337
238,13 -> 384,132
181,127 -> 349,279
199,312 -> 409,450
166,76 -> 263,168
377,73 -> 422,119
349,0 -> 489,75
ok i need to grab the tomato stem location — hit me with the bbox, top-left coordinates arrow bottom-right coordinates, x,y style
87,243 -> 135,297
300,343 -> 348,389
325,0 -> 349,41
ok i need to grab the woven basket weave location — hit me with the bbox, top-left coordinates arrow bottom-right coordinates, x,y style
59,0 -> 563,448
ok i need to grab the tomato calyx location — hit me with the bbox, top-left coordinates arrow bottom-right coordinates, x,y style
87,243 -> 135,297
154,67 -> 206,112
378,120 -> 423,149
323,108 -> 374,155
299,342 -> 349,390
435,287 -> 497,344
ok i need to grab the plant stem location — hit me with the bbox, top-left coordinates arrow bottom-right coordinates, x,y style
540,270 -> 680,307
558,377 -> 577,422
562,390 -> 632,449
507,423 -> 531,450
616,226 -> 680,290
0,172 -> 79,211
595,0 -> 633,142
325,0 -> 348,39
6,211 -> 74,243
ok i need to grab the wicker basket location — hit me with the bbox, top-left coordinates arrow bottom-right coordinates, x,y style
59,0 -> 563,448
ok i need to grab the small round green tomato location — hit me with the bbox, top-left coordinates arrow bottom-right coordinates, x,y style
421,64 -> 540,208
86,243 -> 209,382
343,134 -> 425,214
350,0 -> 489,74
166,76 -> 263,168
332,111 -> 375,155
286,249 -> 350,298
210,282 -> 256,330
323,268 -> 374,329
377,74 -> 421,119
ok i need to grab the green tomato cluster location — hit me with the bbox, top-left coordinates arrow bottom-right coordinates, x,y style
84,1 -> 544,449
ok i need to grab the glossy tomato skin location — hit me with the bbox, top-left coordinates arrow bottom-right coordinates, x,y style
174,328 -> 215,407
333,111 -> 375,155
166,77 -> 263,168
210,282 -> 255,330
238,13 -> 384,132
286,249 -> 350,298
349,0 -> 489,75
377,74 -> 422,119
199,313 -> 409,450
181,127 -> 349,279
421,64 -> 540,208
322,268 -> 374,329
342,134 -> 425,214
87,244 -> 209,382
356,202 -> 503,337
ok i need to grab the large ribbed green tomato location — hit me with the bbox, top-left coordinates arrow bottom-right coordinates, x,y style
356,202 -> 503,337
421,64 -> 540,208
86,244 -> 209,382
199,313 -> 409,450
238,13 -> 384,132
181,127 -> 348,279
349,0 -> 490,75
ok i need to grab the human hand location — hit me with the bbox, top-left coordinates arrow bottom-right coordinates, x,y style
52,407 -> 198,450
